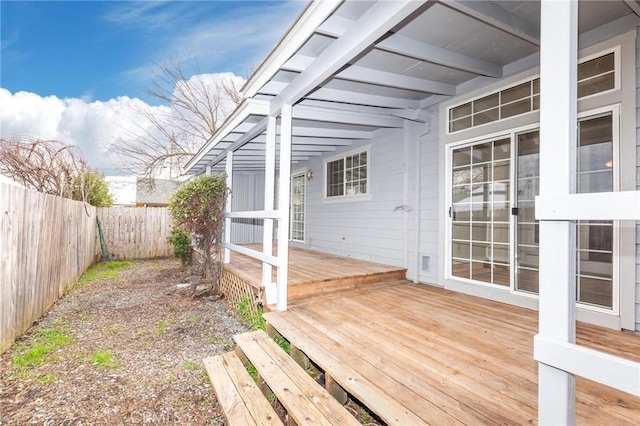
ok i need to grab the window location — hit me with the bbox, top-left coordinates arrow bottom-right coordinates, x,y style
447,110 -> 618,311
290,173 -> 305,242
325,150 -> 368,198
448,51 -> 616,133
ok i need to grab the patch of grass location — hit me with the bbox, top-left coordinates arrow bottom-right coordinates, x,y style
12,322 -> 73,374
87,350 -> 120,368
166,373 -> 178,383
79,312 -> 92,321
155,319 -> 171,335
108,325 -> 122,334
184,360 -> 199,370
236,297 -> 290,354
208,335 -> 233,347
245,361 -> 259,383
37,373 -> 58,384
236,297 -> 266,331
186,314 -> 199,323
76,261 -> 131,289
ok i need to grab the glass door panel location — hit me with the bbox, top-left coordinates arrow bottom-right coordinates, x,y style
577,114 -> 614,309
451,138 -> 510,286
515,131 -> 540,294
290,173 -> 305,242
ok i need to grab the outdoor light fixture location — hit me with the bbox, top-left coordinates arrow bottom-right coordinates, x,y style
306,170 -> 314,180
605,160 -> 613,168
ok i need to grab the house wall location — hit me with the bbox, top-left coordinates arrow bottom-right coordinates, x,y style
635,31 -> 640,331
294,127 -> 411,267
434,28 -> 638,331
290,26 -> 639,331
230,171 -> 265,244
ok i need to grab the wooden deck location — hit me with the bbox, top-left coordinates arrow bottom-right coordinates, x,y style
264,282 -> 640,425
224,245 -> 406,301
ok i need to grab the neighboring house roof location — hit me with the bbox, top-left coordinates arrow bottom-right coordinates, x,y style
106,176 -> 182,206
136,178 -> 182,206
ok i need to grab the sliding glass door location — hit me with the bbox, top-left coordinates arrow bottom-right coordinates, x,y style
449,110 -> 616,310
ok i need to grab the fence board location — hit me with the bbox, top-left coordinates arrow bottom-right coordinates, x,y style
96,207 -> 173,260
0,182 -> 97,352
1,183 -> 175,352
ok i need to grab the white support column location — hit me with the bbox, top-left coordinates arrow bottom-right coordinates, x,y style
205,165 -> 211,176
536,1 -> 578,424
224,151 -> 233,264
262,115 -> 277,304
276,104 -> 293,311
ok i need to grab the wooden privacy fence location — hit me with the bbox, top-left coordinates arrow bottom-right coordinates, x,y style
96,207 -> 173,260
1,181 -> 175,352
0,182 -> 97,352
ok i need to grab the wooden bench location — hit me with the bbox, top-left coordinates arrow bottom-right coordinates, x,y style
234,330 -> 361,426
203,351 -> 283,426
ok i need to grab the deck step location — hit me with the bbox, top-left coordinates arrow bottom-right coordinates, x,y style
203,352 -> 283,426
264,311 -> 425,425
288,268 -> 407,301
234,330 -> 361,426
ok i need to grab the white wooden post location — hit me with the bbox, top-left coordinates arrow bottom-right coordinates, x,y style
224,151 -> 233,264
537,0 -> 577,423
205,165 -> 211,176
276,104 -> 293,311
262,115 -> 277,304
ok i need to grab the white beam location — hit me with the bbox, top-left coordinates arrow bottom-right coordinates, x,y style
624,0 -> 640,18
224,242 -> 279,267
262,115 -> 277,304
261,80 -> 420,109
281,126 -> 373,139
270,0 -> 429,116
293,105 -> 404,128
185,98 -> 269,173
536,1 -> 578,424
249,135 -> 356,146
276,105 -> 293,311
224,152 -> 234,264
317,14 -> 502,77
441,0 -> 540,46
536,191 -> 640,221
226,210 -> 282,219
284,54 -> 457,95
534,335 -> 640,397
241,0 -> 342,98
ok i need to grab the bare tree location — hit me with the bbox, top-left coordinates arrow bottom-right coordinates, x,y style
0,137 -> 113,206
115,60 -> 243,182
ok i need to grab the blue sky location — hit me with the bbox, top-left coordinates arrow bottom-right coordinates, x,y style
0,1 -> 306,173
1,0 -> 305,103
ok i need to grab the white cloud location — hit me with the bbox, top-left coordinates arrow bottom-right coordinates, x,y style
0,72 -> 244,175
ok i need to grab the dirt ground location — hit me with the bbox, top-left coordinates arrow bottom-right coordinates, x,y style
0,259 -> 248,425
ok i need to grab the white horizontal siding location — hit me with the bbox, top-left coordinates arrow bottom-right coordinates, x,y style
230,171 -> 265,244
300,128 -> 408,267
636,33 -> 640,331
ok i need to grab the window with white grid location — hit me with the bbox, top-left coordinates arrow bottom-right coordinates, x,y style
325,149 -> 368,198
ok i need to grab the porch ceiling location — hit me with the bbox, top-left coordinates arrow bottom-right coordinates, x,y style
186,0 -> 639,174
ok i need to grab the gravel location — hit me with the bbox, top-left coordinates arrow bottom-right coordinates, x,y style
0,259 -> 249,425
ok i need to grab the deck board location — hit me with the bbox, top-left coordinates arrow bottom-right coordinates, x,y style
224,245 -> 406,300
265,282 -> 640,425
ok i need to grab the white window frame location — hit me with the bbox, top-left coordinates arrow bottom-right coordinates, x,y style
323,145 -> 371,202
446,47 -> 620,136
444,105 -> 621,315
